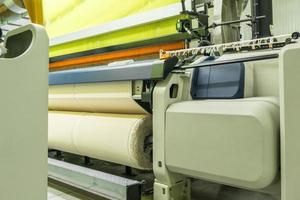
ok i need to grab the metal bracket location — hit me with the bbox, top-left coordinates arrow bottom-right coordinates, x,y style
0,0 -> 27,15
160,33 -> 298,59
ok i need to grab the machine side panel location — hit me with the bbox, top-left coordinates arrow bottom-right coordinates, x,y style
0,24 -> 48,200
279,43 -> 300,200
165,98 -> 279,189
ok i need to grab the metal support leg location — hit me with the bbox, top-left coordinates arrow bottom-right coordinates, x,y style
83,156 -> 92,166
154,180 -> 191,200
124,166 -> 136,177
153,74 -> 192,200
55,150 -> 63,160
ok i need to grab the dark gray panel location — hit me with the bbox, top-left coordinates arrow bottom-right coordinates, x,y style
207,64 -> 244,98
49,57 -> 178,85
191,63 -> 245,99
191,66 -> 211,98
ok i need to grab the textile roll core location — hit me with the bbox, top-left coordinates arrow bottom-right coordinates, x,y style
48,111 -> 152,170
49,81 -> 148,114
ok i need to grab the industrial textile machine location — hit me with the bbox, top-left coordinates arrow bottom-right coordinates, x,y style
1,0 -> 300,200
47,33 -> 300,200
0,24 -> 48,200
44,0 -> 300,200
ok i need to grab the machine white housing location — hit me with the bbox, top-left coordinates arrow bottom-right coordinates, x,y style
0,24 -> 48,200
153,43 -> 300,200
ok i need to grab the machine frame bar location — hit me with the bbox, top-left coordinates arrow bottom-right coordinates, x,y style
48,158 -> 142,200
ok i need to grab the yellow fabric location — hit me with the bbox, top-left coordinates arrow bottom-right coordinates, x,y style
49,16 -> 182,57
43,0 -> 180,38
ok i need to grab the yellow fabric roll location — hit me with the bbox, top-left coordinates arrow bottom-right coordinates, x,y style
43,0 -> 180,38
43,0 -> 183,57
49,81 -> 148,114
48,111 -> 152,170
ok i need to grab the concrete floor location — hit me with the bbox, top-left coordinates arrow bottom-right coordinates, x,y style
48,152 -> 154,200
48,179 -> 152,200
48,153 -> 279,200
48,179 -> 279,200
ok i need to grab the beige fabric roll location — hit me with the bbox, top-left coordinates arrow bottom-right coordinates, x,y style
49,81 -> 147,114
48,111 -> 152,170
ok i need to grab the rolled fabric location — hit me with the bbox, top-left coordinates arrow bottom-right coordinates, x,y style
48,81 -> 148,114
48,111 -> 152,170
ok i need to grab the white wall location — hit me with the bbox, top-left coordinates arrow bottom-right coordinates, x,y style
273,0 -> 300,35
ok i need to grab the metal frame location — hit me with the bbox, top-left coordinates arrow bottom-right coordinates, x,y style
0,1 -> 30,35
183,53 -> 278,69
0,0 -> 27,15
48,60 -> 164,85
48,58 -> 179,85
48,158 -> 142,200
161,34 -> 294,58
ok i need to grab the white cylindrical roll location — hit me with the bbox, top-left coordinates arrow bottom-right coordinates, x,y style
48,81 -> 148,114
48,111 -> 152,170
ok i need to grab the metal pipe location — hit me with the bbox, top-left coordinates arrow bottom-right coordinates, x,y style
208,15 -> 265,29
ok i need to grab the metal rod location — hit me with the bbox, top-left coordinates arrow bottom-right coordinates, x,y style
182,54 -> 279,69
208,16 -> 265,29
160,34 -> 293,58
251,0 -> 259,38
